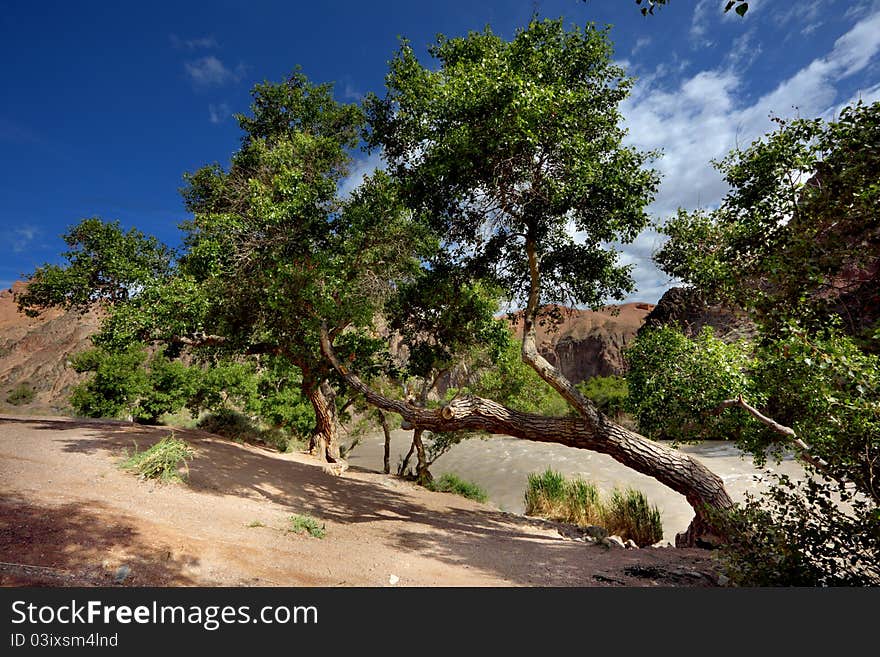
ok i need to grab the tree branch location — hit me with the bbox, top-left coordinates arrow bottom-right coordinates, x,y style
719,395 -> 833,475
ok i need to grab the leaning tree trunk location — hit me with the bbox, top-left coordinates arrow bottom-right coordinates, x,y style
322,311 -> 733,548
303,374 -> 341,463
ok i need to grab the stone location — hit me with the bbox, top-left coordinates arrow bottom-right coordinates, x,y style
625,539 -> 639,549
583,525 -> 608,540
602,535 -> 625,549
113,564 -> 130,584
389,574 -> 399,585
717,574 -> 730,587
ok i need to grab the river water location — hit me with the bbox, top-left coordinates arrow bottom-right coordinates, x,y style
346,428 -> 805,542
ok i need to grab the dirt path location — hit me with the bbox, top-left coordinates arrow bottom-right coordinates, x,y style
0,415 -> 722,587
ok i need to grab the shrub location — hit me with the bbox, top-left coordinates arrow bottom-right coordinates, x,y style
714,475 -> 880,586
426,473 -> 489,503
288,514 -> 326,538
121,433 -> 195,483
524,468 -> 603,526
577,375 -> 629,417
524,468 -> 663,546
603,488 -> 664,548
197,408 -> 293,452
6,383 -> 36,406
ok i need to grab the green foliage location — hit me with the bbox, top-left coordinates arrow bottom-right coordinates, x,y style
603,488 -> 664,548
6,383 -> 36,406
425,473 -> 489,503
471,330 -> 570,415
625,326 -> 757,442
577,375 -> 629,417
196,408 -> 299,453
69,344 -> 149,419
16,217 -> 173,316
288,514 -> 326,538
750,323 -> 880,495
135,352 -> 199,424
121,434 -> 195,483
714,475 -> 880,586
656,102 -> 880,334
387,267 -> 508,381
367,18 -> 658,314
524,468 -> 663,546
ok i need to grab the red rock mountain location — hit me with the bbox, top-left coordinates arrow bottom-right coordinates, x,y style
0,282 -> 100,414
0,281 -> 654,413
506,303 -> 655,384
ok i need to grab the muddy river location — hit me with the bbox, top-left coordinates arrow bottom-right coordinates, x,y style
347,429 -> 805,542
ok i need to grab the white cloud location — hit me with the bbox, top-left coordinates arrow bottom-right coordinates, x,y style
631,36 -> 651,57
612,8 -> 880,303
208,102 -> 231,124
170,34 -> 218,50
184,56 -> 246,87
339,151 -> 385,199
3,225 -> 40,253
690,0 -> 715,47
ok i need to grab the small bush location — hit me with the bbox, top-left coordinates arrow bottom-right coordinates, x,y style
121,434 -> 195,483
603,488 -> 664,548
6,383 -> 36,406
288,514 -> 326,539
524,468 -> 663,546
426,473 -> 489,503
714,475 -> 880,586
524,468 -> 603,526
577,375 -> 629,417
197,408 -> 294,452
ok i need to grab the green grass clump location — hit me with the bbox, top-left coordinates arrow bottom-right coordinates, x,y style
121,434 -> 195,483
524,468 -> 603,526
6,383 -> 36,406
524,468 -> 663,547
603,488 -> 664,548
288,514 -> 326,539
425,473 -> 489,503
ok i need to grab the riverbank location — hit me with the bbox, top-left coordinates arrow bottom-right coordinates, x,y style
1,415 -> 722,587
346,429 -> 805,542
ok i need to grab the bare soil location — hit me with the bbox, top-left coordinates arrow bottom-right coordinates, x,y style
0,415 -> 722,587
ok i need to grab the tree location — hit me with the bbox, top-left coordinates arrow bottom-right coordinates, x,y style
171,71 -> 432,461
641,101 -> 880,583
656,101 -> 880,339
322,18 -> 735,546
16,217 -> 173,316
20,73 -> 430,461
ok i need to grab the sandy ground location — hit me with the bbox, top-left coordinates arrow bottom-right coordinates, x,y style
0,415 -> 723,587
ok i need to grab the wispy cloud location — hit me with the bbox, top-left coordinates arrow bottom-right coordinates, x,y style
2,225 -> 40,253
208,102 -> 232,124
631,36 -> 651,57
184,56 -> 246,87
690,0 -> 715,47
170,34 -> 218,50
339,151 -> 385,199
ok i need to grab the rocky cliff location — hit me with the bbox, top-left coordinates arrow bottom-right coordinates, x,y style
507,303 -> 655,384
0,282 -> 100,414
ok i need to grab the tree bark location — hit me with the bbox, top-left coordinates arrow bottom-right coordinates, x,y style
303,373 -> 341,463
320,325 -> 734,547
412,428 -> 433,485
378,410 -> 392,474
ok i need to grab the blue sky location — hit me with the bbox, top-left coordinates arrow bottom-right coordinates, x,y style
2,0 -> 879,302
